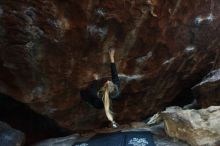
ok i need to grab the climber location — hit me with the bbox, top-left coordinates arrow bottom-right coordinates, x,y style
80,48 -> 120,128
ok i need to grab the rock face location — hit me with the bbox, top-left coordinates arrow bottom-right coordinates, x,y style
0,121 -> 25,146
161,106 -> 220,146
192,68 -> 220,107
0,0 -> 220,131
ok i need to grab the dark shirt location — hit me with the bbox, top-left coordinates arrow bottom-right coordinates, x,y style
80,63 -> 120,109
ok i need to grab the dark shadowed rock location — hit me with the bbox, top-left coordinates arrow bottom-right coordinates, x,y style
0,121 -> 25,146
192,68 -> 220,107
0,93 -> 72,145
0,0 -> 220,131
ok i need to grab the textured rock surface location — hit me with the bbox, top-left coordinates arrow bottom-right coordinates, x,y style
161,106 -> 220,146
192,68 -> 220,107
0,121 -> 25,146
0,0 -> 220,131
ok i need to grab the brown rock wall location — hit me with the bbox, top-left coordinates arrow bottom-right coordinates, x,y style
0,0 -> 220,131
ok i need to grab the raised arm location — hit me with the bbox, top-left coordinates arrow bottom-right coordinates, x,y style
109,48 -> 120,88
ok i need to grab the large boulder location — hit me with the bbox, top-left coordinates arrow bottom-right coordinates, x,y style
0,0 -> 220,131
161,106 -> 220,146
192,68 -> 220,107
0,121 -> 25,146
